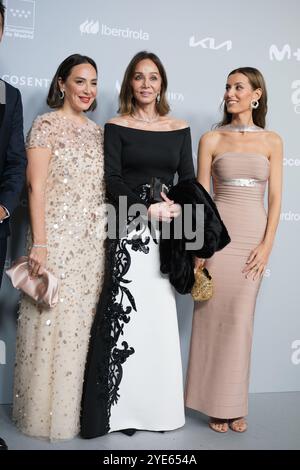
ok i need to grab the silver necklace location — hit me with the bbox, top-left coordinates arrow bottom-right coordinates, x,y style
131,113 -> 160,124
220,123 -> 264,133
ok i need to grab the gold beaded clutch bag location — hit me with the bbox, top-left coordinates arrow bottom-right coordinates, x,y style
191,266 -> 213,301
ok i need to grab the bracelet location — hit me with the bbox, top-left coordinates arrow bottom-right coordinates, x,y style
32,243 -> 47,248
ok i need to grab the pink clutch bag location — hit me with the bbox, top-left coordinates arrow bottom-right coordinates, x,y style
6,256 -> 59,308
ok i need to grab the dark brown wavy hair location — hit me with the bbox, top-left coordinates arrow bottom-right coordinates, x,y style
47,54 -> 98,112
0,1 -> 5,32
118,51 -> 170,116
217,67 -> 268,128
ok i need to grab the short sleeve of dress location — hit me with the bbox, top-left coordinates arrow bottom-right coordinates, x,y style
26,115 -> 53,150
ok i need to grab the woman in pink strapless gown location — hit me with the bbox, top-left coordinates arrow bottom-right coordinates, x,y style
185,67 -> 283,433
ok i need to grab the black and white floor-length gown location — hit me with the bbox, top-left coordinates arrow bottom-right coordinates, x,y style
81,123 -> 195,437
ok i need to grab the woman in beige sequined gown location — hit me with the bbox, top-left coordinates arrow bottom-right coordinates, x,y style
12,55 -> 106,440
185,68 -> 283,433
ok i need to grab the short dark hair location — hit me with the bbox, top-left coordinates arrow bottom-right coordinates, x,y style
118,51 -> 170,116
47,54 -> 98,111
0,1 -> 5,31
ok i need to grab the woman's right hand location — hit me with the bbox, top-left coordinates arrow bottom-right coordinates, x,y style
28,246 -> 47,277
148,192 -> 181,222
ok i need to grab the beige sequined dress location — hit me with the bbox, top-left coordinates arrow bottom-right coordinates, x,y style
12,112 -> 106,440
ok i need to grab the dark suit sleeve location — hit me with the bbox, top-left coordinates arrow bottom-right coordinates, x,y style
0,89 -> 27,215
177,127 -> 195,182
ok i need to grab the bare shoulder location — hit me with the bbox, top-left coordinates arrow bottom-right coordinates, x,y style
167,117 -> 189,130
199,130 -> 221,147
265,130 -> 283,147
265,131 -> 283,161
106,115 -> 130,127
263,131 -> 283,162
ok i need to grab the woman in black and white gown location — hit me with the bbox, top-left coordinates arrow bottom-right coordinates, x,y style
80,51 -> 225,437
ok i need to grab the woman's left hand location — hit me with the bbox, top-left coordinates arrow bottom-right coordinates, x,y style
194,257 -> 205,273
242,242 -> 271,280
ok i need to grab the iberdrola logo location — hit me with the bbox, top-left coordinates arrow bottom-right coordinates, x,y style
79,19 -> 149,40
80,20 -> 100,35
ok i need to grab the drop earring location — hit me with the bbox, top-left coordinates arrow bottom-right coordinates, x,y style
60,89 -> 65,100
251,99 -> 259,109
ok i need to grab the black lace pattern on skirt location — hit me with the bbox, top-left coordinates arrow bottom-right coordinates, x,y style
81,188 -> 157,437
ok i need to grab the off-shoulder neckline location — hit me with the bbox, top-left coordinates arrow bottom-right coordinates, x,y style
105,122 -> 190,133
